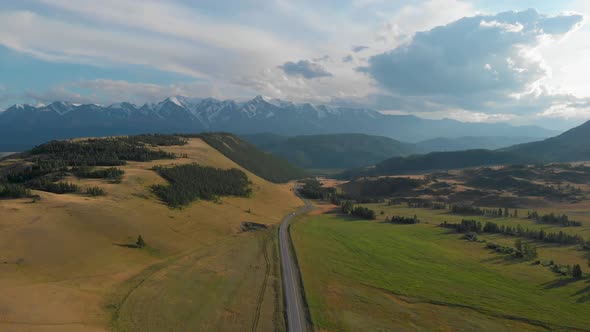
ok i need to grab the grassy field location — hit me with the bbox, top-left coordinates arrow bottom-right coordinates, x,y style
0,138 -> 301,331
292,205 -> 590,331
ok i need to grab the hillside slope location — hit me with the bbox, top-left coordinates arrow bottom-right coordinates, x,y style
504,120 -> 590,161
340,149 -> 528,178
415,136 -> 540,153
195,133 -> 307,182
0,135 -> 301,331
242,133 -> 415,169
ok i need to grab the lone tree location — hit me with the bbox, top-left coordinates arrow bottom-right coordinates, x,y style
573,264 -> 583,279
136,235 -> 146,248
515,239 -> 523,253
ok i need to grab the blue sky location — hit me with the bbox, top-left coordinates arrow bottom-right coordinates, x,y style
1,0 -> 589,130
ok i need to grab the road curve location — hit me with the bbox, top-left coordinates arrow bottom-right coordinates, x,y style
279,190 -> 313,332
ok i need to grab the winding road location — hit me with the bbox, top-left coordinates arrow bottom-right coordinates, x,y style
279,190 -> 312,332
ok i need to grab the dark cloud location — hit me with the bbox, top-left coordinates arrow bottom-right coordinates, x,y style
342,55 -> 354,63
279,60 -> 333,79
363,9 -> 584,103
352,45 -> 369,52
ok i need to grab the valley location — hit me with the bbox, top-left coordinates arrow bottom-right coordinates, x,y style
2,128 -> 590,331
3,2 -> 590,331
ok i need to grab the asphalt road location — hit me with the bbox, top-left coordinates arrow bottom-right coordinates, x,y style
279,191 -> 312,332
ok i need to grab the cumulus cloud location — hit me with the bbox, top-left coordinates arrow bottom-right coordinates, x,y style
23,79 -> 233,106
380,108 -> 516,123
364,9 -> 584,100
279,60 -> 333,79
538,99 -> 590,119
342,55 -> 354,63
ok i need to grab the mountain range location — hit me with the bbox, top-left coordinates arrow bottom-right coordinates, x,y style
0,96 -> 557,151
340,119 -> 590,178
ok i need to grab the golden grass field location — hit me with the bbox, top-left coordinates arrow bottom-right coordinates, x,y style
0,138 -> 302,331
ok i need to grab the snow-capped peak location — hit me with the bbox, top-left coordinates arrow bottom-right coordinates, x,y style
167,96 -> 183,107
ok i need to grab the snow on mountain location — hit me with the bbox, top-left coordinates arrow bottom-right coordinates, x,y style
0,96 -> 559,149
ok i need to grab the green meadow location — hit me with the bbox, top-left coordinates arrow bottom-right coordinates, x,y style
292,208 -> 590,331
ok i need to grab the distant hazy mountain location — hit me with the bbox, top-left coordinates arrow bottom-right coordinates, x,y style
415,136 -> 540,153
341,120 -> 590,177
242,133 -> 415,169
0,152 -> 15,159
339,150 -> 528,178
0,96 -> 557,151
503,120 -> 590,162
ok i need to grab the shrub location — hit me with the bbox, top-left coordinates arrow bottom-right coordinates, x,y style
136,235 -> 146,248
86,186 -> 105,196
462,232 -> 478,242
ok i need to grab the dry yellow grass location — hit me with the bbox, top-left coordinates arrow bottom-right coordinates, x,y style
0,138 -> 302,331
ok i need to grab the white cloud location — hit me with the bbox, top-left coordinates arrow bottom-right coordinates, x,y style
24,79 -> 237,106
1,1 -> 589,127
36,0 -> 306,62
381,108 -> 516,123
480,20 -> 524,33
363,9 -> 585,119
375,0 -> 475,46
538,100 -> 590,119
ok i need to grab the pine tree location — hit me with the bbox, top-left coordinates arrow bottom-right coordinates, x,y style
573,264 -> 583,279
136,235 -> 146,248
515,239 -> 523,253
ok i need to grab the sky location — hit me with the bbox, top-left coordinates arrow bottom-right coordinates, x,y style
0,0 -> 589,130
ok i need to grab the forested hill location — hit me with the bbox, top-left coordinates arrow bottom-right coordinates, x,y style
241,133 -> 415,169
339,120 -> 590,178
339,150 -> 529,178
502,120 -> 590,162
414,136 -> 540,153
193,133 -> 307,183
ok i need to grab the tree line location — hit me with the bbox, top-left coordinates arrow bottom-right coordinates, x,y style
123,134 -> 188,147
30,138 -> 176,166
450,205 -> 518,218
527,211 -> 581,227
386,215 -> 420,224
405,201 -> 446,210
152,163 -> 252,208
440,220 -> 587,246
0,183 -> 31,198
